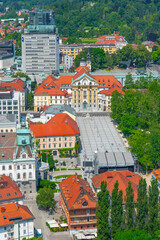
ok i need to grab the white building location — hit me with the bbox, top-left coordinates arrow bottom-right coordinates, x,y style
64,54 -> 73,70
0,114 -> 17,133
0,89 -> 21,125
0,202 -> 34,240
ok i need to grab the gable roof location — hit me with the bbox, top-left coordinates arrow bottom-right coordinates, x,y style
75,66 -> 90,72
94,75 -> 123,89
92,170 -> 141,202
100,85 -> 125,95
30,113 -> 79,138
34,75 -> 66,96
59,174 -> 97,210
0,202 -> 34,227
56,76 -> 72,87
72,68 -> 97,82
1,79 -> 25,92
0,175 -> 23,203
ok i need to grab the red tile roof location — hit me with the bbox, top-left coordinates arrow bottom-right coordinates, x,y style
100,85 -> 125,95
0,79 -> 25,92
0,202 -> 34,227
73,68 -> 96,81
152,169 -> 160,181
0,175 -> 23,203
34,74 -> 66,96
30,113 -> 79,138
75,66 -> 90,72
56,76 -> 72,87
94,75 -> 123,89
92,170 -> 141,202
59,174 -> 97,210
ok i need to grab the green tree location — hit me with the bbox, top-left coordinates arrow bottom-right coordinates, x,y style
119,113 -> 137,136
148,180 -> 159,233
36,187 -> 56,211
135,45 -> 151,68
39,179 -> 56,189
124,73 -> 135,89
114,229 -> 153,240
111,181 -> 123,238
125,181 -> 134,230
111,90 -> 124,123
96,181 -> 110,240
152,46 -> 160,64
27,92 -> 34,110
136,178 -> 148,230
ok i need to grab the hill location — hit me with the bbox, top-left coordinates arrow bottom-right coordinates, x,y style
2,0 -> 160,43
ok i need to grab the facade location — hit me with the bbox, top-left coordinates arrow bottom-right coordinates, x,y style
0,175 -> 24,205
22,10 -> 59,74
0,202 -> 34,240
0,88 -> 20,125
92,170 -> 141,202
30,113 -> 79,156
0,124 -> 37,197
63,54 -> 73,71
34,75 -> 67,111
59,174 -> 97,235
59,35 -> 127,59
0,40 -> 15,69
98,84 -> 124,110
71,68 -> 99,112
0,114 -> 17,133
1,78 -> 28,111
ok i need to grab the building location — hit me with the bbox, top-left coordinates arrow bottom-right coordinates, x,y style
0,78 -> 28,111
59,35 -> 127,59
151,169 -> 160,189
0,87 -> 20,124
92,170 -> 141,202
0,175 -> 24,204
34,75 -> 67,111
63,54 -> 73,71
98,84 -> 124,110
59,174 -> 97,234
0,40 -> 15,69
0,114 -> 17,133
22,10 -> 59,74
30,113 -> 79,156
0,124 -> 37,196
71,68 -> 99,112
0,202 -> 34,240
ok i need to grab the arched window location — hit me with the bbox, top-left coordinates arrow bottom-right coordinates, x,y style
17,165 -> 20,170
17,173 -> 20,179
23,173 -> 26,180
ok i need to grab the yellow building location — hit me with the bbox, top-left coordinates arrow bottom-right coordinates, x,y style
71,68 -> 98,111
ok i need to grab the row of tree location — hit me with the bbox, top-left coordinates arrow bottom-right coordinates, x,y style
74,45 -> 151,71
111,79 -> 160,170
97,179 -> 159,240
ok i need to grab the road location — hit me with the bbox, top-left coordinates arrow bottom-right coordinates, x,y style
24,197 -> 72,240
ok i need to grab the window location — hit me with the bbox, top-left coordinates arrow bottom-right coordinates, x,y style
24,230 -> 26,234
23,223 -> 26,227
59,143 -> 61,148
49,138 -> 51,142
6,193 -> 11,197
86,209 -> 90,215
23,165 -> 26,169
17,173 -> 20,179
54,144 -> 56,148
2,166 -> 5,170
69,143 -> 72,147
0,194 -> 2,198
23,173 -> 26,180
43,144 -> 45,148
15,192 -> 17,195
74,210 -> 77,215
1,130 -> 3,133
43,139 -> 45,142
29,172 -> 32,178
9,165 -> 12,170
81,226 -> 83,229
59,137 -> 61,141
29,164 -> 32,169
17,165 -> 20,170
69,137 -> 72,141
49,144 -> 51,148
65,137 -> 67,141
9,173 -> 12,178
65,143 -> 67,147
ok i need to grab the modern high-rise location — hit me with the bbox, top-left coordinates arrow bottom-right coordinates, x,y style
22,10 -> 59,75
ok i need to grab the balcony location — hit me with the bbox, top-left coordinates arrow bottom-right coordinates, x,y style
70,220 -> 97,225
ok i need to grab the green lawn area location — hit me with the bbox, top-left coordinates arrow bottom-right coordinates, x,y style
53,175 -> 82,179
81,38 -> 97,43
68,168 -> 81,170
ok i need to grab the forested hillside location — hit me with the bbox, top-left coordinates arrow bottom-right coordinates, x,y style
1,0 -> 160,43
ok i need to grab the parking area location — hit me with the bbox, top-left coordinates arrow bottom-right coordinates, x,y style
24,193 -> 72,240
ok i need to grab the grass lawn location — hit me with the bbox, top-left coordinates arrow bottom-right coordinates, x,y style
53,175 -> 82,179
68,168 -> 81,170
81,38 -> 97,43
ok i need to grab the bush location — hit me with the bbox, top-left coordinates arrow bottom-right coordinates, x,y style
39,179 -> 56,189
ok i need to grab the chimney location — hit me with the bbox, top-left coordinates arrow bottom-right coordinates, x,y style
1,206 -> 6,213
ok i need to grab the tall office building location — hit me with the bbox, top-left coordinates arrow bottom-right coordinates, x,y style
22,10 -> 59,75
